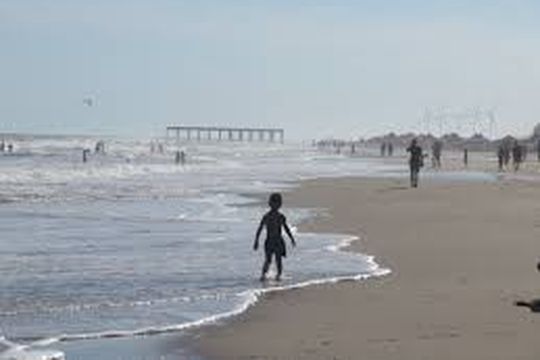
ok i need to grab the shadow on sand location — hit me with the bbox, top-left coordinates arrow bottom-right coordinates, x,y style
515,299 -> 540,312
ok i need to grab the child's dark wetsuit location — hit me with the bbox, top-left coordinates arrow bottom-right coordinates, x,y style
262,210 -> 288,259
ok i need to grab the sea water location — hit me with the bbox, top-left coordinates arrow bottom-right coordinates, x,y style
0,136 -> 413,359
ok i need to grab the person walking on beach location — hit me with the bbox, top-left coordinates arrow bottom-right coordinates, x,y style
431,140 -> 442,169
512,140 -> 523,172
407,139 -> 424,188
497,145 -> 505,171
254,193 -> 296,282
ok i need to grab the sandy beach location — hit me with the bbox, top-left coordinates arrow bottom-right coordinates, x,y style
194,175 -> 540,359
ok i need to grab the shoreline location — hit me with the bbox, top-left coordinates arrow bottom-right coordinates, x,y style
42,177 -> 391,360
194,175 -> 540,360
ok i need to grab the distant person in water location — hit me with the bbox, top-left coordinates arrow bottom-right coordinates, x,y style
95,140 -> 105,154
407,139 -> 424,188
82,148 -> 90,163
175,150 -> 186,165
0,140 -> 4,152
7,143 -> 13,153
512,140 -> 523,172
254,193 -> 296,282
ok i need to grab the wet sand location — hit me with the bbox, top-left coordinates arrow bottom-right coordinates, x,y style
194,176 -> 540,359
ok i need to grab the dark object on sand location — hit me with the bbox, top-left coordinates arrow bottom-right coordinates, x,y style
515,299 -> 540,312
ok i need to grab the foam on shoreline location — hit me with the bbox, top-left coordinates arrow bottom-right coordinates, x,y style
16,233 -> 389,349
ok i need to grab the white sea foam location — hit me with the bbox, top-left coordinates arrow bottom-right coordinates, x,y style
0,136 -> 401,358
16,234 -> 390,347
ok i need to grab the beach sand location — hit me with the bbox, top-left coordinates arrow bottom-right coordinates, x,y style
194,176 -> 540,359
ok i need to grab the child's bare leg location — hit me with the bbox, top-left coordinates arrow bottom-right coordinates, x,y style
275,255 -> 283,281
260,252 -> 272,281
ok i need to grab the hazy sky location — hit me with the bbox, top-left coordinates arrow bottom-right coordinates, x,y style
2,0 -> 540,139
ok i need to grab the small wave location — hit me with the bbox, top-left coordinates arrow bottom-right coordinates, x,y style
24,234 -> 390,345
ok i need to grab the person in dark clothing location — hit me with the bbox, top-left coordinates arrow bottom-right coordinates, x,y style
497,145 -> 505,171
407,139 -> 423,188
82,148 -> 90,163
512,140 -> 523,172
254,193 -> 296,282
537,139 -> 540,162
388,142 -> 394,157
463,148 -> 469,168
431,140 -> 442,169
380,142 -> 387,157
175,150 -> 186,165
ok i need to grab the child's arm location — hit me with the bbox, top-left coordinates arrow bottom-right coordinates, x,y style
283,218 -> 296,247
254,215 -> 265,251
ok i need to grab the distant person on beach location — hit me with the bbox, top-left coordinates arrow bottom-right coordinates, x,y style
463,148 -> 469,168
407,139 -> 424,188
497,145 -> 505,171
380,142 -> 387,157
431,140 -> 442,169
388,142 -> 394,157
254,193 -> 296,282
512,141 -> 523,172
537,139 -> 540,162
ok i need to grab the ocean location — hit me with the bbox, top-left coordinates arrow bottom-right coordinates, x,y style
0,135 -> 405,359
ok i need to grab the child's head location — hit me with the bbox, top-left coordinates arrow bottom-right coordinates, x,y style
268,192 -> 282,210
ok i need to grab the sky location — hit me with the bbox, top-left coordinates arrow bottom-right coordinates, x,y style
2,0 -> 540,140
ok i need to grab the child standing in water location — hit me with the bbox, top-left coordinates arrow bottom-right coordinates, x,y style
254,193 -> 296,281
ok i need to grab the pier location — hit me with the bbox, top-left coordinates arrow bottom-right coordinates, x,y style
166,126 -> 285,143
